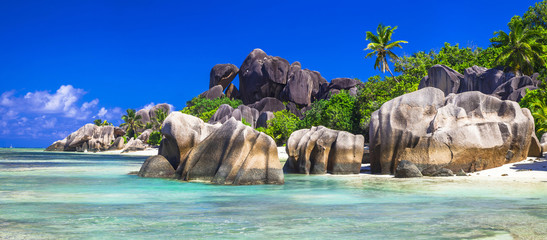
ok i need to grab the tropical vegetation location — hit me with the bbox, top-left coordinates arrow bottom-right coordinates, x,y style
181,96 -> 243,122
364,23 -> 407,81
120,109 -> 144,139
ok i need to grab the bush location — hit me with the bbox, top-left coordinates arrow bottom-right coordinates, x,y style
181,96 -> 242,122
520,86 -> 547,138
299,90 -> 358,133
147,131 -> 162,146
258,110 -> 300,145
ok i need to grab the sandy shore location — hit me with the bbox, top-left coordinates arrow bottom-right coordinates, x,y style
88,148 -> 158,156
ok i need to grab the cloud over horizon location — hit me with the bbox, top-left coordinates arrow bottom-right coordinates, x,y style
0,85 -> 123,146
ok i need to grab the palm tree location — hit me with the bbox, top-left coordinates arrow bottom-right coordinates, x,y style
93,119 -> 112,126
364,23 -> 408,82
120,109 -> 143,139
152,108 -> 168,131
492,16 -> 546,76
529,97 -> 547,136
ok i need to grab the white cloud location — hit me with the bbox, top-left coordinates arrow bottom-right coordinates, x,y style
97,107 -> 108,118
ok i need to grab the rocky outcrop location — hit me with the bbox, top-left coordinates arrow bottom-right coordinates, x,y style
209,64 -> 239,90
419,64 -> 538,101
542,133 -> 547,153
318,78 -> 363,99
122,138 -> 148,153
239,49 -> 290,104
136,103 -> 172,132
199,85 -> 224,100
283,126 -> 364,175
138,155 -> 176,178
369,87 -> 534,174
419,65 -> 464,96
256,111 -> 274,128
247,97 -> 285,114
394,160 -> 422,178
208,104 -> 259,128
45,124 -> 118,152
108,136 -> 125,150
174,118 -> 284,185
159,112 -> 221,169
281,62 -> 327,106
225,83 -> 240,99
149,103 -> 171,120
528,134 -> 543,157
137,129 -> 153,144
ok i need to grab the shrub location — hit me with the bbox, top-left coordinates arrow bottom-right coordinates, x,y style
299,90 -> 358,133
181,96 -> 242,122
147,131 -> 162,146
258,110 -> 300,145
520,86 -> 547,138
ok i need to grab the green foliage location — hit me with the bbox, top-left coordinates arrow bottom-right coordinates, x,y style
120,109 -> 144,139
520,87 -> 547,138
147,131 -> 162,146
492,16 -> 547,75
523,0 -> 547,29
152,108 -> 168,130
258,110 -> 300,145
122,136 -> 128,144
299,90 -> 358,133
241,118 -> 252,127
364,23 -> 408,80
181,96 -> 242,122
93,119 -> 112,126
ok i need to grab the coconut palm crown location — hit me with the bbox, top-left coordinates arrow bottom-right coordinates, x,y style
120,109 -> 143,139
492,16 -> 547,75
364,23 -> 408,81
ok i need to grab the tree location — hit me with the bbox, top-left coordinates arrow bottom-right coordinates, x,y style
364,23 -> 408,82
120,109 -> 143,139
492,16 -> 546,75
523,0 -> 547,29
152,108 -> 168,130
93,119 -> 112,126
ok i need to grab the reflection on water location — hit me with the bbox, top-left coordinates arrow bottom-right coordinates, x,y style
0,148 -> 546,239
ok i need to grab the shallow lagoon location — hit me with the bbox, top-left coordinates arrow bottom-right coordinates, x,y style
1,149 -> 546,239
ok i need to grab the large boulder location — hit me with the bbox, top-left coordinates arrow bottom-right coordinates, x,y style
209,104 -> 235,124
283,126 -> 364,174
256,111 -> 274,128
136,109 -> 151,125
122,138 -> 148,153
199,85 -> 224,100
528,134 -> 543,157
225,83 -> 240,99
394,160 -> 423,178
369,87 -> 534,174
231,105 -> 259,128
149,103 -> 172,120
491,75 -> 539,102
175,118 -> 284,185
108,136 -> 125,150
239,49 -> 290,104
209,64 -> 239,90
138,155 -> 176,178
159,112 -> 221,169
542,133 -> 547,144
281,62 -> 327,106
418,64 -> 464,96
138,129 -> 153,144
247,97 -> 286,114
46,124 -> 117,152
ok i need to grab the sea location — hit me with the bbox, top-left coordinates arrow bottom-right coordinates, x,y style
1,148 -> 546,239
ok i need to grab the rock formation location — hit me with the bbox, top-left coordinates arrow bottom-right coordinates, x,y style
209,63 -> 239,90
419,64 -> 538,101
143,113 -> 284,185
175,118 -> 284,185
528,134 -> 543,157
283,126 -> 364,175
199,85 -> 224,100
208,104 -> 259,128
46,124 -> 125,152
369,87 -> 534,174
394,160 -> 423,178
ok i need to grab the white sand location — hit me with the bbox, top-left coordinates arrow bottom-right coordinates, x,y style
87,148 -> 158,156
465,157 -> 547,182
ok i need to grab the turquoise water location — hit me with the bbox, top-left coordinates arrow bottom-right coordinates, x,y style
1,149 -> 546,239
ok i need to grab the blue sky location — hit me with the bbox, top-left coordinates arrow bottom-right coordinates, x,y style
0,0 -> 540,147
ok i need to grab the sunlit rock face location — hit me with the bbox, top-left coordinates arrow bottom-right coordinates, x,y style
369,87 -> 534,174
283,126 -> 364,175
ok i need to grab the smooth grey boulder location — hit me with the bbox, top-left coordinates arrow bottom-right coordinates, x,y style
285,101 -> 303,118
491,75 -> 539,102
329,78 -> 362,90
394,160 -> 423,178
46,124 -> 117,152
122,138 -> 148,153
283,126 -> 364,175
108,136 -> 125,150
225,83 -> 240,99
369,87 -> 534,174
136,109 -> 151,125
281,62 -> 327,106
175,118 -> 284,185
209,64 -> 239,90
239,49 -> 289,104
159,112 -> 221,169
231,105 -> 259,128
138,155 -> 176,178
528,134 -> 543,157
247,97 -> 285,114
418,64 -> 464,96
256,111 -> 274,129
138,129 -> 153,144
209,104 -> 234,124
114,127 -> 126,138
199,85 -> 224,100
